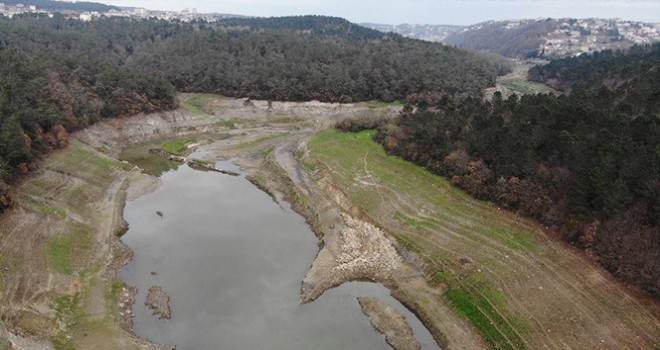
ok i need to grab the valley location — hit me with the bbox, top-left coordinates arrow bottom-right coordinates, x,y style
1,94 -> 657,349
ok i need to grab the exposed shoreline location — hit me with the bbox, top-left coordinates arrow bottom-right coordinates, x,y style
3,94 -> 657,349
358,297 -> 421,350
98,96 -> 435,350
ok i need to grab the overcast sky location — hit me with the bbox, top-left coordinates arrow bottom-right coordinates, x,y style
100,0 -> 660,25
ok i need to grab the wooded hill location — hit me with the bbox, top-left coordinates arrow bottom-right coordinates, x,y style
444,18 -> 660,59
134,15 -> 510,100
360,22 -> 463,42
0,14 -> 508,211
341,44 -> 660,296
529,43 -> 660,102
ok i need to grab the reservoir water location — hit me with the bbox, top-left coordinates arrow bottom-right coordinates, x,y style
120,162 -> 440,349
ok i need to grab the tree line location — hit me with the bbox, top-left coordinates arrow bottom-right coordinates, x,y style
131,15 -> 507,101
529,42 -> 660,103
0,14 -> 508,211
339,44 -> 660,296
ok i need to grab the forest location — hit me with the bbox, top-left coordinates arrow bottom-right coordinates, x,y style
0,14 -> 507,211
132,15 -> 509,100
443,19 -> 559,58
529,42 -> 660,99
339,44 -> 660,296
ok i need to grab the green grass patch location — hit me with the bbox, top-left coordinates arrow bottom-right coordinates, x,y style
62,186 -> 88,212
430,270 -> 454,285
119,142 -> 180,177
48,237 -> 75,274
110,281 -> 125,300
47,225 -> 93,275
392,233 -> 426,256
180,94 -> 216,114
502,80 -> 558,95
20,195 -> 67,219
0,252 -> 20,288
361,100 -> 404,108
445,287 -> 526,350
216,119 -> 237,129
52,140 -> 130,176
161,138 -> 195,156
53,294 -> 82,350
309,128 -> 539,348
295,148 -> 318,175
309,129 -> 539,251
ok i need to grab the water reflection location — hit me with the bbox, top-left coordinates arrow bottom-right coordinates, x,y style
120,164 -> 439,349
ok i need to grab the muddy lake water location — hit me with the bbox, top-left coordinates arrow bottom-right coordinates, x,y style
120,162 -> 441,349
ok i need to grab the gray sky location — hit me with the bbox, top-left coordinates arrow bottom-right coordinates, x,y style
100,0 -> 660,25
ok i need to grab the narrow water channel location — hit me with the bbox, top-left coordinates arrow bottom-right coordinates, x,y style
120,162 -> 440,349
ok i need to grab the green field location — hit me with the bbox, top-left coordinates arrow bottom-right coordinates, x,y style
309,129 -> 535,349
47,224 -> 93,275
307,128 -> 660,349
161,138 -> 196,155
359,100 -> 404,108
119,139 -> 183,176
180,94 -> 217,114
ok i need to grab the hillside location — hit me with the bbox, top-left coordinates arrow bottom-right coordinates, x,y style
142,15 -> 505,99
444,18 -> 660,58
529,42 -> 660,97
354,44 -> 660,297
309,127 -> 659,350
361,23 -> 463,42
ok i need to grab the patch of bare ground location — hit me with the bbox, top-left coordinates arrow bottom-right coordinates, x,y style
0,140 -> 171,349
145,286 -> 171,320
358,297 -> 421,350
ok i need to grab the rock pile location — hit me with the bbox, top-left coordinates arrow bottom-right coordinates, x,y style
145,285 -> 172,320
334,213 -> 403,275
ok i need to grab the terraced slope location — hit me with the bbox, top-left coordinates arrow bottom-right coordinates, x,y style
307,129 -> 660,350
0,140 -> 162,349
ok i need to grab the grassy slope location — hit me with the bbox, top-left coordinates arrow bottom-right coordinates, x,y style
0,140 -> 139,349
308,129 -> 660,350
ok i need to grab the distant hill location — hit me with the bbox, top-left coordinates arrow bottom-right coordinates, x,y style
372,43 -> 660,297
2,0 -> 118,12
529,42 -> 660,99
217,16 -> 395,41
443,18 -> 660,58
361,23 -> 463,42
